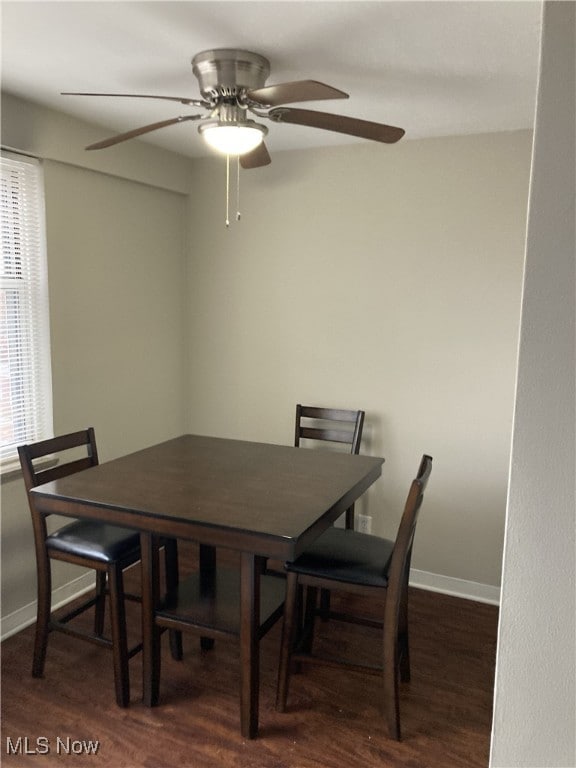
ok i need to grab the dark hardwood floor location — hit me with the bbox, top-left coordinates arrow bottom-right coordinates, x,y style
1,543 -> 498,768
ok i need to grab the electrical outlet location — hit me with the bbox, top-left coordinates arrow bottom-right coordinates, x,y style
357,513 -> 372,535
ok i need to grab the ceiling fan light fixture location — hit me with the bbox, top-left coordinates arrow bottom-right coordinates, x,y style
199,122 -> 267,156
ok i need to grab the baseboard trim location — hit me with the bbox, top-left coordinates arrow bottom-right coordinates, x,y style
1,567 -> 500,641
410,568 -> 501,605
1,572 -> 94,642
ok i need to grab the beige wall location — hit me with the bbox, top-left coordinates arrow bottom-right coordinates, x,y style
1,96 -> 191,619
44,160 -> 188,457
185,131 -> 532,587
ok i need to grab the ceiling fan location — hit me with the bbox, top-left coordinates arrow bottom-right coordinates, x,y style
62,48 -> 405,167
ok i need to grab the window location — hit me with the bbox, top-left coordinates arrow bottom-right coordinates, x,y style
1,151 -> 53,471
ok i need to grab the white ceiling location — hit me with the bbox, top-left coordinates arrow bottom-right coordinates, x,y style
1,1 -> 542,159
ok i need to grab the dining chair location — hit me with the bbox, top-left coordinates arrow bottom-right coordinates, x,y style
18,428 -> 180,707
294,405 -> 365,529
275,454 -> 433,741
293,404 -> 366,619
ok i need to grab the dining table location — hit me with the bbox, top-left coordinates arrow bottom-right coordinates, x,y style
30,433 -> 385,738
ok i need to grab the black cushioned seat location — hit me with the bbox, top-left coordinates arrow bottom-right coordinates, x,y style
286,527 -> 394,588
48,522 -> 141,564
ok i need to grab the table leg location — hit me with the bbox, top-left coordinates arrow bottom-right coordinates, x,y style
141,533 -> 161,707
199,544 -> 216,651
239,551 -> 262,739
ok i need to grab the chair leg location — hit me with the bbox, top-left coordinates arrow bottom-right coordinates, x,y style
382,624 -> 401,740
290,584 -> 305,674
94,571 -> 107,636
107,563 -> 130,708
296,583 -> 304,633
170,629 -> 184,660
399,631 -> 410,683
319,588 -> 331,621
32,554 -> 52,678
397,579 -> 411,682
301,586 -> 318,654
290,585 -> 318,675
276,572 -> 300,712
163,539 -> 183,661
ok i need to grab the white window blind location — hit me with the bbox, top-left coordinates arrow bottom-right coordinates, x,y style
1,151 -> 53,470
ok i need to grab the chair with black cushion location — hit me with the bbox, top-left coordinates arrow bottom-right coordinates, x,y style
293,405 -> 365,619
18,428 -> 180,707
276,454 -> 432,741
294,405 -> 365,529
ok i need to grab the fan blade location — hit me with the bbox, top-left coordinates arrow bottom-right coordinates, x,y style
62,92 -> 207,107
240,142 -> 271,169
247,80 -> 348,107
268,107 -> 405,144
86,114 -> 204,150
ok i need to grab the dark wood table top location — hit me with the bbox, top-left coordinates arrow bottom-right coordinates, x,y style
31,434 -> 384,561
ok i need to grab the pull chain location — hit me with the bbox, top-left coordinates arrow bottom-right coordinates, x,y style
236,156 -> 241,221
224,155 -> 242,227
225,154 -> 230,227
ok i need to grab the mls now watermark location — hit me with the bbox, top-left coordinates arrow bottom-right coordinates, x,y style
6,736 -> 100,756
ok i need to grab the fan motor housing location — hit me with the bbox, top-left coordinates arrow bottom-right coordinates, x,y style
192,49 -> 270,100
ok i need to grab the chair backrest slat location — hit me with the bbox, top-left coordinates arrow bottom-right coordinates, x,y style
18,428 -> 99,493
299,426 -> 359,445
295,404 -> 365,454
31,457 -> 96,487
299,406 -> 361,423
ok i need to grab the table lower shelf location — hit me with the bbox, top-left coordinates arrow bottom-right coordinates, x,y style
156,567 -> 286,639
